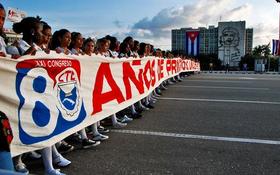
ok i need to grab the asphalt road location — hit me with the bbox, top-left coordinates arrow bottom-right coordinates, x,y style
28,73 -> 280,175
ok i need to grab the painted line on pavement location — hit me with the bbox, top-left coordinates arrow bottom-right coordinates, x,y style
185,80 -> 252,83
112,129 -> 280,145
160,97 -> 280,105
173,85 -> 269,91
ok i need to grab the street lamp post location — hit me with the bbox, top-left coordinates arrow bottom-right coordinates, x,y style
276,0 -> 280,41
276,0 -> 280,72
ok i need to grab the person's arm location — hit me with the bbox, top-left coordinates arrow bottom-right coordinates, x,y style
23,45 -> 37,55
0,52 -> 6,57
64,49 -> 70,55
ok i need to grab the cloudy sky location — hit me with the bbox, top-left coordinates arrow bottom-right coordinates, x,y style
1,0 -> 279,50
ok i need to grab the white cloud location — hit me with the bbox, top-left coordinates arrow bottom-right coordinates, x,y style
128,0 -> 251,38
119,0 -> 275,50
252,22 -> 278,46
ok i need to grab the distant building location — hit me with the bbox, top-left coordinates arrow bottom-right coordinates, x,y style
199,26 -> 218,55
4,28 -> 22,45
172,28 -> 192,55
245,28 -> 253,54
218,21 -> 246,67
171,21 -> 253,67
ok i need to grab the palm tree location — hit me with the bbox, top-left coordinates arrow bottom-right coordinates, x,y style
252,44 -> 271,57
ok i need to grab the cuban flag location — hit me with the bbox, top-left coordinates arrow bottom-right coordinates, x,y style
186,31 -> 200,56
272,39 -> 279,55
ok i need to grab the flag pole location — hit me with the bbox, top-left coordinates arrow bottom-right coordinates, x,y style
276,0 -> 280,71
278,1 -> 280,41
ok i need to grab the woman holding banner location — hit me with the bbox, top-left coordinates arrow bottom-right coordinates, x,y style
82,38 -> 95,56
13,17 -> 72,175
0,3 -> 6,58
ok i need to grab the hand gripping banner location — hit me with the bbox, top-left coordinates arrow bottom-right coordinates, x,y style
0,52 -> 200,156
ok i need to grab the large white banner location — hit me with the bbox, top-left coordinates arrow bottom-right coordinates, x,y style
0,53 -> 200,156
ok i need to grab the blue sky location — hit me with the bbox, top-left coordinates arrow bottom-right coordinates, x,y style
1,0 -> 279,50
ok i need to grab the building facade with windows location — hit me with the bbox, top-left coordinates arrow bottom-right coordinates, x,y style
198,26 -> 218,55
245,28 -> 253,54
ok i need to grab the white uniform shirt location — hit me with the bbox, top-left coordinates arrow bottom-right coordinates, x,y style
71,48 -> 78,55
18,39 -> 42,55
118,53 -> 128,58
56,47 -> 71,55
131,51 -> 139,58
108,50 -> 118,58
0,36 -> 7,55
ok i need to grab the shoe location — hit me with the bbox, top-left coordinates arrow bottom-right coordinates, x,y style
150,99 -> 157,104
27,151 -> 41,159
154,93 -> 161,97
57,141 -> 74,154
120,115 -> 133,123
113,122 -> 127,128
160,85 -> 168,90
15,163 -> 29,174
144,104 -> 154,109
54,155 -> 71,167
82,139 -> 100,148
142,107 -> 150,111
156,89 -> 162,96
92,134 -> 109,141
98,125 -> 110,134
136,108 -> 143,114
45,169 -> 66,175
131,113 -> 142,119
139,104 -> 149,111
65,133 -> 82,143
151,96 -> 158,101
168,81 -> 174,85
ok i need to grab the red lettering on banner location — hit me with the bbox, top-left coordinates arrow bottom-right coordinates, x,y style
58,70 -> 75,82
171,60 -> 177,74
92,63 -> 125,114
123,61 -> 144,100
150,59 -> 156,86
143,60 -> 151,89
143,60 -> 156,89
187,60 -> 191,70
180,60 -> 183,71
182,60 -> 186,70
157,59 -> 164,80
166,59 -> 172,75
132,60 -> 141,66
176,59 -> 181,72
191,61 -> 195,70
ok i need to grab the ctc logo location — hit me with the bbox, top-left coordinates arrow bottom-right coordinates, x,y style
16,59 -> 86,144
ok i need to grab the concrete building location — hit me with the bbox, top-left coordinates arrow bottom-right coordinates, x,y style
199,26 -> 218,55
218,21 -> 246,67
171,21 -> 253,67
171,28 -> 193,54
245,28 -> 253,54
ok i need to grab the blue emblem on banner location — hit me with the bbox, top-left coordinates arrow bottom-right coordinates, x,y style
15,59 -> 86,144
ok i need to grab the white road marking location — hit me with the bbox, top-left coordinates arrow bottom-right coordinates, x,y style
112,129 -> 280,145
160,97 -> 280,105
238,77 -> 257,80
185,80 -> 252,83
173,85 -> 269,91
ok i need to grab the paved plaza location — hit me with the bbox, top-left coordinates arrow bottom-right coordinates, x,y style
29,73 -> 280,175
